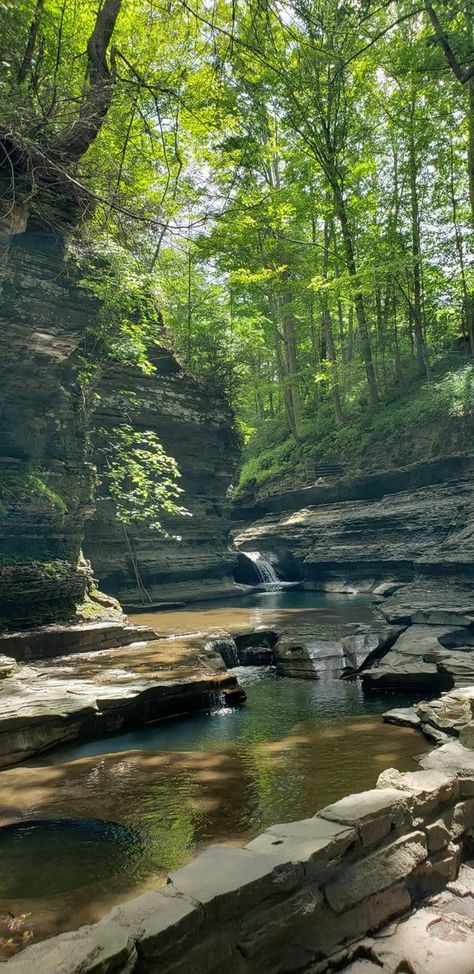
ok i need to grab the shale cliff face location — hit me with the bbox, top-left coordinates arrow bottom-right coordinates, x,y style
85,344 -> 240,606
234,465 -> 474,601
0,220 -> 98,627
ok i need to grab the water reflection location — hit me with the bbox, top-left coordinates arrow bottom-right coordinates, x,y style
131,590 -> 375,636
0,669 -> 428,950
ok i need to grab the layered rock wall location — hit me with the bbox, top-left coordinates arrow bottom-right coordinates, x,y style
85,345 -> 240,605
0,224 -> 97,627
234,473 -> 474,595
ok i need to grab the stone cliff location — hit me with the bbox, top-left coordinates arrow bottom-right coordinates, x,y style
234,461 -> 474,690
0,220 -> 101,628
0,212 -> 239,627
233,464 -> 474,597
84,344 -> 240,606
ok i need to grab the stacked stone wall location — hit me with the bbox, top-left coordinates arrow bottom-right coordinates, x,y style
7,762 -> 474,973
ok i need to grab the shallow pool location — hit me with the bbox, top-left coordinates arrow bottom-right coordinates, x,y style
0,662 -> 428,950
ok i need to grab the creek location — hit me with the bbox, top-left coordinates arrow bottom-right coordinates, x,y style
0,592 -> 429,951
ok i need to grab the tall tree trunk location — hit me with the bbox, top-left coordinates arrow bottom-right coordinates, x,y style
279,279 -> 303,440
450,138 -> 474,353
16,0 -> 45,84
408,127 -> 430,377
47,0 -> 122,161
332,184 -> 379,404
322,219 -> 345,425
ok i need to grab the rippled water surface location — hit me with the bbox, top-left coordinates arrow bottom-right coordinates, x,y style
0,593 -> 429,951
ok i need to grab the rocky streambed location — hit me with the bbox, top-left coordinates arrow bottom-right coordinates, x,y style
2,583 -> 474,970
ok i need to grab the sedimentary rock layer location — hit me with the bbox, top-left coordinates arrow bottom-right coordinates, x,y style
234,475 -> 474,594
0,227 -> 98,627
0,627 -> 244,767
85,344 -> 240,606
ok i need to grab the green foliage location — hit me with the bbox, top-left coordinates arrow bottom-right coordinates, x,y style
0,470 -> 67,518
75,245 -> 163,404
3,0 -> 474,512
99,425 -> 191,533
237,360 -> 474,498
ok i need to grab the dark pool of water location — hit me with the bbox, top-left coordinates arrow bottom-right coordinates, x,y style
0,819 -> 142,898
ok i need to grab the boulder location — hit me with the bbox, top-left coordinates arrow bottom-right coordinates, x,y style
2,919 -> 136,974
383,707 -> 421,729
375,768 -> 458,815
362,625 -> 471,691
166,845 -> 299,922
273,624 -> 358,679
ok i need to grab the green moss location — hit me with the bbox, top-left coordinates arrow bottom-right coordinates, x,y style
0,469 -> 67,517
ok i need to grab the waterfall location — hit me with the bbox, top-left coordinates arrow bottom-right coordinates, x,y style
208,635 -> 239,668
245,551 -> 284,591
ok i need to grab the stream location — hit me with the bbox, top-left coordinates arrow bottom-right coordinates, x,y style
0,592 -> 429,951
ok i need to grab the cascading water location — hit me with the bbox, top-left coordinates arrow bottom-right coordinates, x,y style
207,635 -> 239,668
245,551 -> 284,591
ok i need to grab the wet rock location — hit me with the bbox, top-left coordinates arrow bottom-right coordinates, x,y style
273,624 -> 358,679
383,706 -> 421,729
0,621 -> 157,661
372,581 -> 405,597
341,625 -> 404,674
0,633 -> 244,767
362,625 -> 468,691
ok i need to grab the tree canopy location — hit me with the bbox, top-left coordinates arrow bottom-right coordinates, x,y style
1,0 -> 473,493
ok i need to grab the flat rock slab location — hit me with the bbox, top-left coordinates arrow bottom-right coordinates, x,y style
167,845 -> 299,921
319,787 -> 410,847
376,767 -> 458,814
0,621 -> 158,661
0,634 -> 241,767
246,816 -> 356,871
2,919 -> 136,974
383,706 -> 421,728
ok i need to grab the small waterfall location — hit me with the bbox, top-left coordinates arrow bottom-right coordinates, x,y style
208,635 -> 239,668
245,551 -> 284,591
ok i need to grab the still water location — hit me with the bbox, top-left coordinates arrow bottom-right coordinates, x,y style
0,593 -> 428,952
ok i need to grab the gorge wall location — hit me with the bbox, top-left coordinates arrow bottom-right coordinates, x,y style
234,460 -> 474,602
84,345 -> 240,606
0,217 -> 100,629
0,206 -> 239,628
